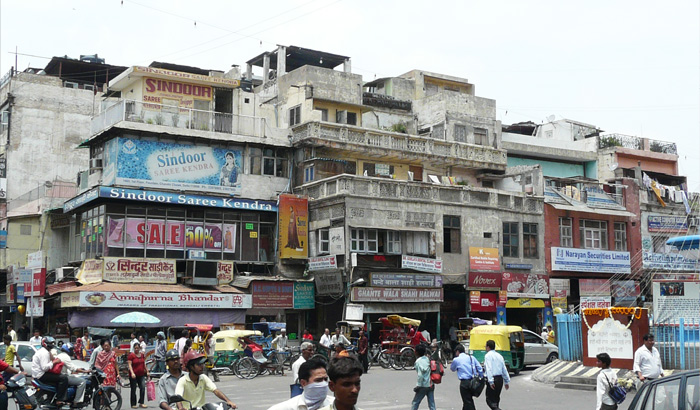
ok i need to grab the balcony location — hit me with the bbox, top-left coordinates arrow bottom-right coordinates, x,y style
292,121 -> 507,170
295,174 -> 542,214
90,99 -> 270,139
598,133 -> 677,155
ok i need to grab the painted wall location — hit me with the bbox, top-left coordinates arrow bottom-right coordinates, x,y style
507,157 -> 587,178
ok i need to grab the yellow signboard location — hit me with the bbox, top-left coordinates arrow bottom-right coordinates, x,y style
76,259 -> 103,285
279,194 -> 308,259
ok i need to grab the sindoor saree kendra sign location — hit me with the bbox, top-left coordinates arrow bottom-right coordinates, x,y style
78,291 -> 242,309
350,287 -> 444,302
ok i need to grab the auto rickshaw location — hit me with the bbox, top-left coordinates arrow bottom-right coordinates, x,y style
166,324 -> 213,352
209,329 -> 262,374
251,322 -> 286,349
456,317 -> 473,347
469,325 -> 525,375
336,320 -> 366,345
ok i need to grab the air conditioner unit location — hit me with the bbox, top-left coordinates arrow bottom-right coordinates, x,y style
64,81 -> 79,89
56,267 -> 75,281
689,217 -> 699,227
90,158 -> 103,170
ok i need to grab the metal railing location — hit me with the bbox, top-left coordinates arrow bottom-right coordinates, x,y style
654,318 -> 700,370
91,99 -> 268,138
598,133 -> 677,155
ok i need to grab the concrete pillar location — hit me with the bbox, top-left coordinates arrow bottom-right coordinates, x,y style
262,53 -> 270,85
277,45 -> 286,75
343,58 -> 351,73
246,63 -> 252,80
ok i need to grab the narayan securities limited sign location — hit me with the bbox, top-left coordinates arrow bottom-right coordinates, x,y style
551,247 -> 631,274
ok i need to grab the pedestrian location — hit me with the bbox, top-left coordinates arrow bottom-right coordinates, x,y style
268,358 -> 332,410
450,344 -> 483,410
6,326 -> 16,342
633,333 -> 663,382
0,355 -> 20,410
302,329 -> 314,341
138,335 -> 147,352
411,344 -> 435,410
540,327 -> 549,342
484,339 -> 510,410
29,330 -> 42,344
94,340 -> 118,387
449,325 -> 458,350
546,325 -> 555,344
319,357 -> 363,410
153,332 -> 167,374
156,350 -> 184,410
174,330 -> 189,358
130,333 -> 139,353
330,328 -> 350,347
333,343 -> 349,359
320,329 -> 332,349
356,329 -> 369,374
291,342 -> 315,396
17,323 -> 29,342
271,329 -> 288,352
3,334 -> 22,381
127,342 -> 150,408
74,335 -> 84,361
596,353 -> 618,410
111,333 -> 120,350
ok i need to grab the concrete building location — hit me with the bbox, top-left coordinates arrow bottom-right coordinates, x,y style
248,45 -> 545,337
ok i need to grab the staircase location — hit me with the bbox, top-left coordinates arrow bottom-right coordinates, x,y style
555,375 -> 598,391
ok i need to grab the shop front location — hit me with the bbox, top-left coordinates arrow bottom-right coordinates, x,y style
499,272 -> 551,331
466,271 -> 501,323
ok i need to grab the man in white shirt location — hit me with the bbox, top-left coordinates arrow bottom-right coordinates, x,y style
484,339 -> 510,410
139,335 -> 147,352
29,330 -> 42,344
319,329 -> 332,349
7,325 -> 17,342
32,337 -> 69,405
540,327 -> 549,342
329,329 -> 349,347
272,329 -> 289,352
130,333 -> 139,353
292,342 -> 315,391
174,330 -> 190,358
268,358 -> 332,410
53,344 -> 89,404
633,333 -> 663,381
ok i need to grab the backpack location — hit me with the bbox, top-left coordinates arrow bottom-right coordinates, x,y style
603,373 -> 626,404
430,359 -> 444,384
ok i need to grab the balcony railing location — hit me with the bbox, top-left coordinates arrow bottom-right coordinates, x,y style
91,99 -> 268,138
295,174 -> 542,214
598,133 -> 677,155
292,121 -> 507,169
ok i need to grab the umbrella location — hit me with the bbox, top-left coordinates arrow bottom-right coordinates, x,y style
110,311 -> 161,325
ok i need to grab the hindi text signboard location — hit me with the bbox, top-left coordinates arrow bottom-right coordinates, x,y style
103,257 -> 177,284
308,255 -> 337,271
401,255 -> 443,273
314,271 -> 343,296
371,273 -> 442,288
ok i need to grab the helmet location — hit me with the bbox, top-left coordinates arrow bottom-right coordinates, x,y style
157,331 -> 165,339
182,350 -> 206,368
61,342 -> 73,355
41,336 -> 56,350
165,349 -> 180,360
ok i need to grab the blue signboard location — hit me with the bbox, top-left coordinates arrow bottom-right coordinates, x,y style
0,229 -> 6,248
648,215 -> 688,232
99,187 -> 277,212
504,263 -> 533,270
293,282 -> 315,310
110,138 -> 243,196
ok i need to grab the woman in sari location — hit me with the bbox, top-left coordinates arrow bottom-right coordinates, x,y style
94,339 -> 119,387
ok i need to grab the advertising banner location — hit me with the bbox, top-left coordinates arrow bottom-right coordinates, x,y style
79,291 -> 237,309
252,281 -> 294,308
107,217 -> 237,253
371,273 -> 442,288
502,272 -> 549,298
647,215 -> 688,232
470,292 -> 498,312
293,283 -> 315,310
329,227 -> 345,255
27,251 -> 43,269
77,259 -> 104,285
468,272 -> 502,291
469,247 -> 501,271
579,279 -> 611,296
551,247 -> 631,273
61,292 -> 81,308
278,195 -> 308,259
642,252 -> 700,271
351,287 -> 444,303
653,280 -> 700,322
469,291 -> 480,304
580,297 -> 612,309
24,269 -> 45,297
314,271 -> 343,296
549,278 -> 570,297
112,138 -> 243,196
217,261 -> 234,284
6,285 -> 14,304
551,297 -> 567,311
26,298 -> 44,317
97,187 -> 276,212
498,290 -> 508,305
308,255 -> 337,271
103,257 -> 176,284
612,280 -> 640,306
401,255 -> 442,273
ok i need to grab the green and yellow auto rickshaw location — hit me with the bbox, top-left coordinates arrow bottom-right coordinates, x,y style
469,325 -> 525,375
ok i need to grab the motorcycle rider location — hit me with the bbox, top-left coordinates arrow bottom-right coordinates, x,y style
157,349 -> 185,410
0,356 -> 20,410
53,343 -> 89,404
31,336 -> 69,406
174,350 -> 236,409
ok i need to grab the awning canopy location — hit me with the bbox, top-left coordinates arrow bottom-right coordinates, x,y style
666,235 -> 700,250
348,224 -> 435,232
69,308 -> 245,328
546,202 -> 636,218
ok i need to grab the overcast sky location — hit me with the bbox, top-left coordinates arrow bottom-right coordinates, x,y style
2,0 -> 698,188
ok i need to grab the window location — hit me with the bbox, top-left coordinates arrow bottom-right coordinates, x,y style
304,165 -> 315,183
318,229 -> 329,255
559,218 -> 573,247
503,222 -> 519,257
289,105 -> 301,126
251,148 -> 289,177
386,231 -> 401,254
318,108 -> 328,122
614,222 -> 627,251
346,112 -> 357,125
653,235 -> 669,253
443,215 -> 461,253
474,128 -> 488,145
454,124 -> 467,143
642,377 -> 681,410
20,225 -> 32,235
350,228 -> 378,253
405,231 -> 430,256
523,223 -> 538,258
580,220 -> 608,250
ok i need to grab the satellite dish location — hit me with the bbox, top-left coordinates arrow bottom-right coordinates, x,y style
609,163 -> 618,171
546,115 -> 556,122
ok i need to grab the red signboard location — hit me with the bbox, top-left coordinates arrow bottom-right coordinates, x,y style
25,269 -> 46,297
468,272 -> 502,290
501,272 -> 549,299
470,292 -> 498,312
252,281 -> 294,308
351,287 -> 444,303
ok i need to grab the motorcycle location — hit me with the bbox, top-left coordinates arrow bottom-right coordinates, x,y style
5,373 -> 38,410
168,394 -> 232,410
32,369 -> 122,410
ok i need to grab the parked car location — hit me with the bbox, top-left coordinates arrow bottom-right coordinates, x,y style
627,369 -> 698,410
0,342 -> 90,376
522,329 -> 558,365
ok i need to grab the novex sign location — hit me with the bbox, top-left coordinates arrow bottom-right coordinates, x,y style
468,272 -> 502,290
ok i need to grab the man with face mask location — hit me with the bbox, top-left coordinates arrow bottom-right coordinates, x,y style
268,358 -> 332,410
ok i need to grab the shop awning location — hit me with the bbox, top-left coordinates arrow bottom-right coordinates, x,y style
69,308 -> 245,328
348,224 -> 435,232
546,203 -> 636,218
359,302 -> 441,314
505,298 -> 546,308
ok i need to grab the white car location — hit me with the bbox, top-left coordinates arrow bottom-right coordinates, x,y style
0,342 -> 90,376
523,329 -> 558,365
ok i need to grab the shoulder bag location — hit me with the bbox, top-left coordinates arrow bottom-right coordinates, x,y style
467,354 -> 486,397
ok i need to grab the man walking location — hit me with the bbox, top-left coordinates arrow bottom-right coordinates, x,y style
411,344 -> 435,410
633,333 -> 663,382
7,326 -> 16,342
319,329 -> 332,349
450,344 -> 483,410
356,330 -> 369,374
153,332 -> 167,374
484,340 -> 510,410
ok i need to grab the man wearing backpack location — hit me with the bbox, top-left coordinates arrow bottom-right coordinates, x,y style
596,352 -> 620,410
411,344 -> 435,410
484,339 -> 510,410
